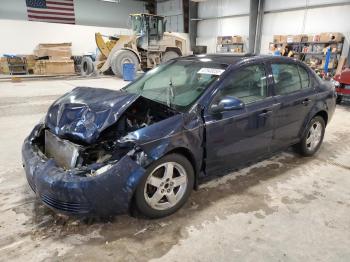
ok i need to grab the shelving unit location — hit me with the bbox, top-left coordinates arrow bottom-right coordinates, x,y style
270,38 -> 344,75
217,43 -> 244,54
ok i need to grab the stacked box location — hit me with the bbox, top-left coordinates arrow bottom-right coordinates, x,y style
22,55 -> 36,74
319,32 -> 344,42
34,43 -> 72,58
33,42 -> 75,75
0,57 -> 10,74
34,60 -> 75,75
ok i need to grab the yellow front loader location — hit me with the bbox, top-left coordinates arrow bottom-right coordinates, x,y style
80,13 -> 190,78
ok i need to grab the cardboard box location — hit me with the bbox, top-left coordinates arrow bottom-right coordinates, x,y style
0,58 -> 10,74
273,35 -> 281,43
34,60 -> 75,75
232,35 -> 243,43
34,43 -> 72,58
24,55 -> 37,74
273,35 -> 288,43
286,35 -> 294,43
280,35 -> 287,43
319,32 -> 344,42
220,36 -> 243,44
307,35 -> 314,42
293,34 -> 308,42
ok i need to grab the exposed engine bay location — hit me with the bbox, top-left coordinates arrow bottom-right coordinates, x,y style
32,96 -> 178,172
100,96 -> 177,140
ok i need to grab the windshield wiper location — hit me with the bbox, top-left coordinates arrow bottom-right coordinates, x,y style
167,77 -> 175,108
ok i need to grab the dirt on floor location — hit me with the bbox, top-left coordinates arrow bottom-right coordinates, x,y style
0,78 -> 350,262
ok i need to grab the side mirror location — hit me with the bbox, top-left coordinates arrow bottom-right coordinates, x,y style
210,96 -> 244,113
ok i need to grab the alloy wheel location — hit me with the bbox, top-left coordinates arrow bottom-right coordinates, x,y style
306,121 -> 323,151
144,162 -> 188,210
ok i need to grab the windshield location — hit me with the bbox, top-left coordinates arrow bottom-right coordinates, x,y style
123,60 -> 227,111
131,15 -> 143,35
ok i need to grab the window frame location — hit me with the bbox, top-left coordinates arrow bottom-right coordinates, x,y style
297,64 -> 312,90
269,61 -> 306,96
209,62 -> 271,110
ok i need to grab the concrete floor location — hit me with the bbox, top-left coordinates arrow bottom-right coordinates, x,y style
0,77 -> 350,262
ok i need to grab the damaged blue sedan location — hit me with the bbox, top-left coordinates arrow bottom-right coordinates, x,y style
22,54 -> 336,218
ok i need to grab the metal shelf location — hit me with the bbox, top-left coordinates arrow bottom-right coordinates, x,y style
269,38 -> 344,75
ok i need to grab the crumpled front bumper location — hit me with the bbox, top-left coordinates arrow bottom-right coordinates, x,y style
22,127 -> 146,216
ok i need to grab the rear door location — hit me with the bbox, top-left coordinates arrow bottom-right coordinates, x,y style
204,63 -> 278,175
269,62 -> 317,150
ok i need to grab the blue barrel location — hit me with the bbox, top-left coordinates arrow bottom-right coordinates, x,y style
123,63 -> 135,81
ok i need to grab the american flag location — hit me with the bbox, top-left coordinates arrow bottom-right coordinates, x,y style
26,0 -> 75,24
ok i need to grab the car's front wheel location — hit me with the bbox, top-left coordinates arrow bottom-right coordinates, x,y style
134,154 -> 194,218
295,116 -> 325,156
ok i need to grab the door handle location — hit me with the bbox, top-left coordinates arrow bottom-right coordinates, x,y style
259,109 -> 273,118
302,98 -> 311,105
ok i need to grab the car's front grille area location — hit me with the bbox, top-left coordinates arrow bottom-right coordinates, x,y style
40,193 -> 90,214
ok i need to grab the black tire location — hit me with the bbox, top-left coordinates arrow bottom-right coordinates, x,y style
161,51 -> 180,63
134,154 -> 194,218
294,116 -> 325,156
111,50 -> 139,78
336,95 -> 342,104
80,56 -> 94,76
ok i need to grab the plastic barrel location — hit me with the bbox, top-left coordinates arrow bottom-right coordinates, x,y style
123,63 -> 135,81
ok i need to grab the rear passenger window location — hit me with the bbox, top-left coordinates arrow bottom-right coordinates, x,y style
218,64 -> 268,104
271,64 -> 302,95
298,66 -> 309,88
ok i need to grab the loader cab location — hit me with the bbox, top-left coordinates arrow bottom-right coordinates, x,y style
130,13 -> 166,48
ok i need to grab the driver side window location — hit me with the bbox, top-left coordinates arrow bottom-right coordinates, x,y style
216,64 -> 268,104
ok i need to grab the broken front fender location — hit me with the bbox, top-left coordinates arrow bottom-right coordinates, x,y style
22,136 -> 146,216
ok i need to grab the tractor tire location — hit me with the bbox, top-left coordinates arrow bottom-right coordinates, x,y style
161,51 -> 180,63
111,50 -> 139,78
80,56 -> 94,76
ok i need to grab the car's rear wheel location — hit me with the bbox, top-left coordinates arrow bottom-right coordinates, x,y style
294,116 -> 325,156
134,154 -> 194,218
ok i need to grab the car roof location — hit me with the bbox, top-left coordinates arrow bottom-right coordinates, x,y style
176,54 -> 300,66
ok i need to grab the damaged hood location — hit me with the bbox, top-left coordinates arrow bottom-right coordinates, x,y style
45,86 -> 138,144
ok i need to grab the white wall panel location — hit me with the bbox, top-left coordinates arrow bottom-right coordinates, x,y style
264,0 -> 309,11
308,0 -> 350,5
198,0 -> 249,18
264,0 -> 350,11
197,15 -> 249,53
261,10 -> 306,36
0,19 -> 131,56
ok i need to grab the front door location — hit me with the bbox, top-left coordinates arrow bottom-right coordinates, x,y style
204,63 -> 277,175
